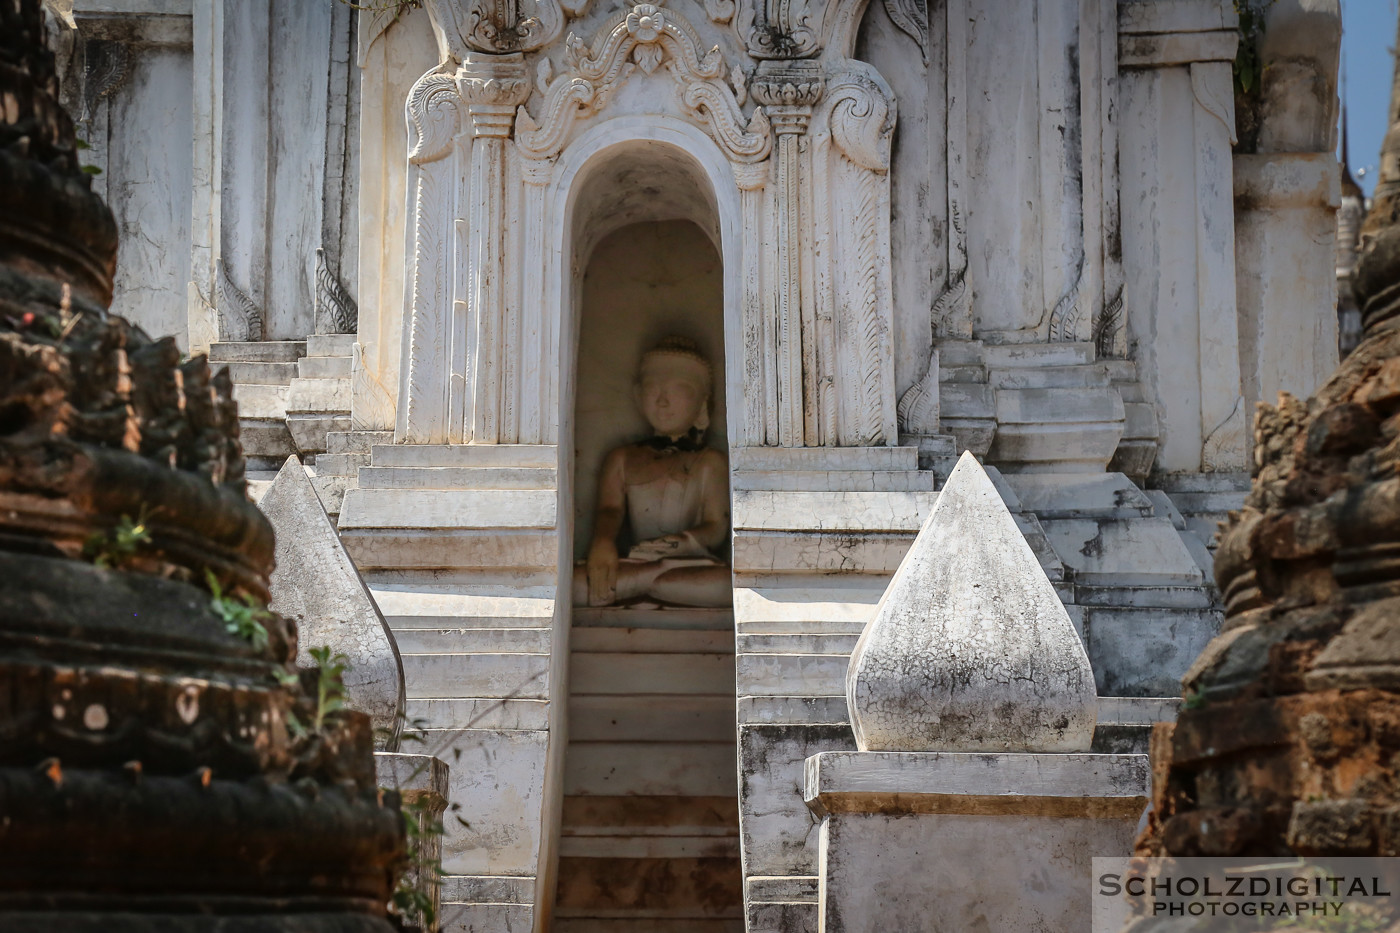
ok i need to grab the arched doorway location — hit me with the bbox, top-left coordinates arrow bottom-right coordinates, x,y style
553,142 -> 743,932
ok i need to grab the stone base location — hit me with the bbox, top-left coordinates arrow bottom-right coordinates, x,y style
803,752 -> 1148,933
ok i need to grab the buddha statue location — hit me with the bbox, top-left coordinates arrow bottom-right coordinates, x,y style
573,337 -> 732,608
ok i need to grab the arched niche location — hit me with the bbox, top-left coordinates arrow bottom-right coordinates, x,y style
548,128 -> 742,928
548,117 -> 745,452
564,138 -> 728,560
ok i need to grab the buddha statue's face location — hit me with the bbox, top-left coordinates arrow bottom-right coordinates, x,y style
636,356 -> 709,439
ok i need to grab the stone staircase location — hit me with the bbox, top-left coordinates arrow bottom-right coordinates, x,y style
209,340 -> 305,482
337,443 -> 562,933
554,606 -> 743,933
286,334 -> 355,456
308,430 -> 391,522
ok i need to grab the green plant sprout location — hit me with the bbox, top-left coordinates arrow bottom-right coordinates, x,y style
308,645 -> 349,731
204,569 -> 270,652
83,508 -> 152,568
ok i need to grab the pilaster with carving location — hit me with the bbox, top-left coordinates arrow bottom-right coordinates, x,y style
751,62 -> 823,446
457,54 -> 531,443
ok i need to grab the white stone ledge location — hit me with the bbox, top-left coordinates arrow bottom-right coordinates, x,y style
731,446 -> 918,472
1234,152 -> 1342,210
440,874 -> 534,905
342,529 -> 559,572
732,490 -> 935,532
1119,30 -> 1238,67
737,695 -> 848,725
803,751 -> 1150,818
747,875 -> 820,904
732,531 -> 916,574
371,444 -> 558,469
1118,0 -> 1236,36
338,488 -> 557,529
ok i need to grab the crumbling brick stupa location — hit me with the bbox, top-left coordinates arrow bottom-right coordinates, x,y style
0,1 -> 404,928
1135,20 -> 1400,868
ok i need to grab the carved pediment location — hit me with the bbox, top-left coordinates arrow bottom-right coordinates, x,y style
515,3 -> 771,163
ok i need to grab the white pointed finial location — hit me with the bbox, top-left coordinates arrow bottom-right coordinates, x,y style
846,451 -> 1097,752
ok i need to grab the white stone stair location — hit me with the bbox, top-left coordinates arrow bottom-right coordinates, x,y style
209,340 -> 306,473
285,333 -> 355,455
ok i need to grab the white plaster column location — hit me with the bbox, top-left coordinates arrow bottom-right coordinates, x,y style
454,53 -> 530,444
517,156 -> 553,446
735,161 -> 771,448
398,69 -> 465,444
1118,0 -> 1247,473
1233,0 -> 1341,416
752,62 -> 824,447
188,0 -> 224,354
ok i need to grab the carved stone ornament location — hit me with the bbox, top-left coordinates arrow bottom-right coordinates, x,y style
737,0 -> 820,60
215,258 -> 264,342
847,452 -> 1098,753
314,246 -> 358,335
424,0 -> 566,57
516,3 -> 772,163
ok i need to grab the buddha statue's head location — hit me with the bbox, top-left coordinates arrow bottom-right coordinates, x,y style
635,336 -> 712,439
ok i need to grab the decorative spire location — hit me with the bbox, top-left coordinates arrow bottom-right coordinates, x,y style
846,452 -> 1097,753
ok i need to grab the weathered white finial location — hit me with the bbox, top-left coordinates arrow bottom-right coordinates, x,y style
846,451 -> 1097,752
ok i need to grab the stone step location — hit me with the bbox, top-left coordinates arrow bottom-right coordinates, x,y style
392,627 -> 551,654
737,695 -> 850,725
732,490 -> 935,533
307,333 -> 357,357
238,419 -> 297,459
938,364 -> 987,383
567,694 -> 735,741
736,653 -> 847,698
557,834 -> 741,859
569,627 -> 733,654
208,340 -> 305,363
735,633 -> 860,655
571,607 -> 733,630
401,652 -> 551,700
338,487 -> 556,530
987,363 -> 1112,389
563,741 -> 736,797
230,383 -> 290,420
286,412 -> 351,455
571,653 -> 735,696
1040,517 -> 1204,586
297,354 -> 352,378
1082,607 -> 1220,697
729,470 -> 936,493
1000,472 -> 1154,520
367,584 -> 555,628
982,341 -> 1095,368
730,446 -> 918,473
313,451 -> 371,475
939,382 -> 995,418
326,430 -> 393,455
342,528 -> 557,572
309,472 -> 349,517
223,360 -> 298,385
286,377 -> 351,413
407,697 -> 550,731
358,465 -> 557,490
370,443 -> 558,469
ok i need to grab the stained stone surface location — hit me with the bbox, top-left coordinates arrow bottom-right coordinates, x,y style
846,451 -> 1097,752
263,456 -> 405,749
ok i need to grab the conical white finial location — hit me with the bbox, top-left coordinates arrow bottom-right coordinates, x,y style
846,451 -> 1097,752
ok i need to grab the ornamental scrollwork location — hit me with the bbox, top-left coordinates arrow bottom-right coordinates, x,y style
515,3 -> 771,163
